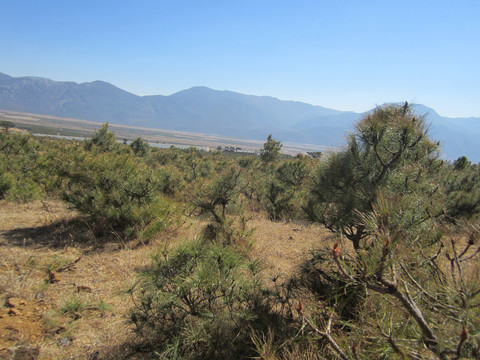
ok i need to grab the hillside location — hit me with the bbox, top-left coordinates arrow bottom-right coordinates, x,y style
1,72 -> 479,161
0,201 -> 328,359
1,106 -> 480,359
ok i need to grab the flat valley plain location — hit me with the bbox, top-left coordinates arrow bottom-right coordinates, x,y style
0,109 -> 331,156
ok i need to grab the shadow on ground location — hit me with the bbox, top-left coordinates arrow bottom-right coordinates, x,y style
0,217 -> 121,251
81,339 -> 157,360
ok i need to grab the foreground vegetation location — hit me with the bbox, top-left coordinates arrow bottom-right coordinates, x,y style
1,104 -> 480,359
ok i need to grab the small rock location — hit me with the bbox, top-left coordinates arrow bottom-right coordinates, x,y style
34,293 -> 45,300
7,298 -> 27,308
8,308 -> 23,316
77,285 -> 92,293
48,270 -> 60,283
57,337 -> 73,346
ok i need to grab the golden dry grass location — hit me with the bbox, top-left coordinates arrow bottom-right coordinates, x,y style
249,217 -> 332,282
0,201 -> 331,359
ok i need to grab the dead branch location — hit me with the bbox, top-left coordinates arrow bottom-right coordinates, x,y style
57,256 -> 82,272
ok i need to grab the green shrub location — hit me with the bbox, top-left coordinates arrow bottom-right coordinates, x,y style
181,148 -> 215,182
84,123 -> 119,153
0,132 -> 45,201
62,150 -> 180,239
151,147 -> 180,166
130,137 -> 151,157
276,159 -> 310,188
305,102 -> 443,249
258,158 -> 313,221
293,104 -> 480,358
194,166 -> 253,245
157,165 -> 186,197
261,134 -> 282,163
0,171 -> 12,198
129,239 -> 267,359
297,192 -> 480,359
261,177 -> 295,220
237,156 -> 259,170
443,159 -> 480,221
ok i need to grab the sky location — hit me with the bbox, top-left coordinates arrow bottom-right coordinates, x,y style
1,0 -> 479,118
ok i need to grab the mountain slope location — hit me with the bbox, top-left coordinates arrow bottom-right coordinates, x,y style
0,72 -> 479,161
0,75 -> 145,121
0,73 -> 346,131
144,86 -> 352,140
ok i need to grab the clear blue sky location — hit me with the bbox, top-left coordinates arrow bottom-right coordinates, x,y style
1,0 -> 479,117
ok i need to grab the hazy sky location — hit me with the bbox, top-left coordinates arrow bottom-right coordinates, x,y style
2,1 -> 479,117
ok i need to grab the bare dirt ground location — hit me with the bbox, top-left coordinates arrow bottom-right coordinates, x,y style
0,201 -> 331,359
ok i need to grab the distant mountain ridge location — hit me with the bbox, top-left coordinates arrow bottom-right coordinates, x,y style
1,72 -> 479,161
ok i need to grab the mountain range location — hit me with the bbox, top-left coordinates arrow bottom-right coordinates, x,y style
0,72 -> 479,162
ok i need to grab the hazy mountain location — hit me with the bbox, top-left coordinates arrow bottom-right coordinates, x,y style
0,74 -> 153,123
0,72 -> 479,161
409,104 -> 480,162
0,73 -> 347,132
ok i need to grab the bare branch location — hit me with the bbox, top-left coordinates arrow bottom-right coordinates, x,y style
57,257 -> 82,272
420,241 -> 444,266
301,312 -> 349,360
456,325 -> 469,357
379,327 -> 405,357
459,245 -> 480,262
450,239 -> 468,303
400,263 -> 458,312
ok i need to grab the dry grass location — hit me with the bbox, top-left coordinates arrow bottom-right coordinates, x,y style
0,201 -> 331,359
249,217 -> 332,283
